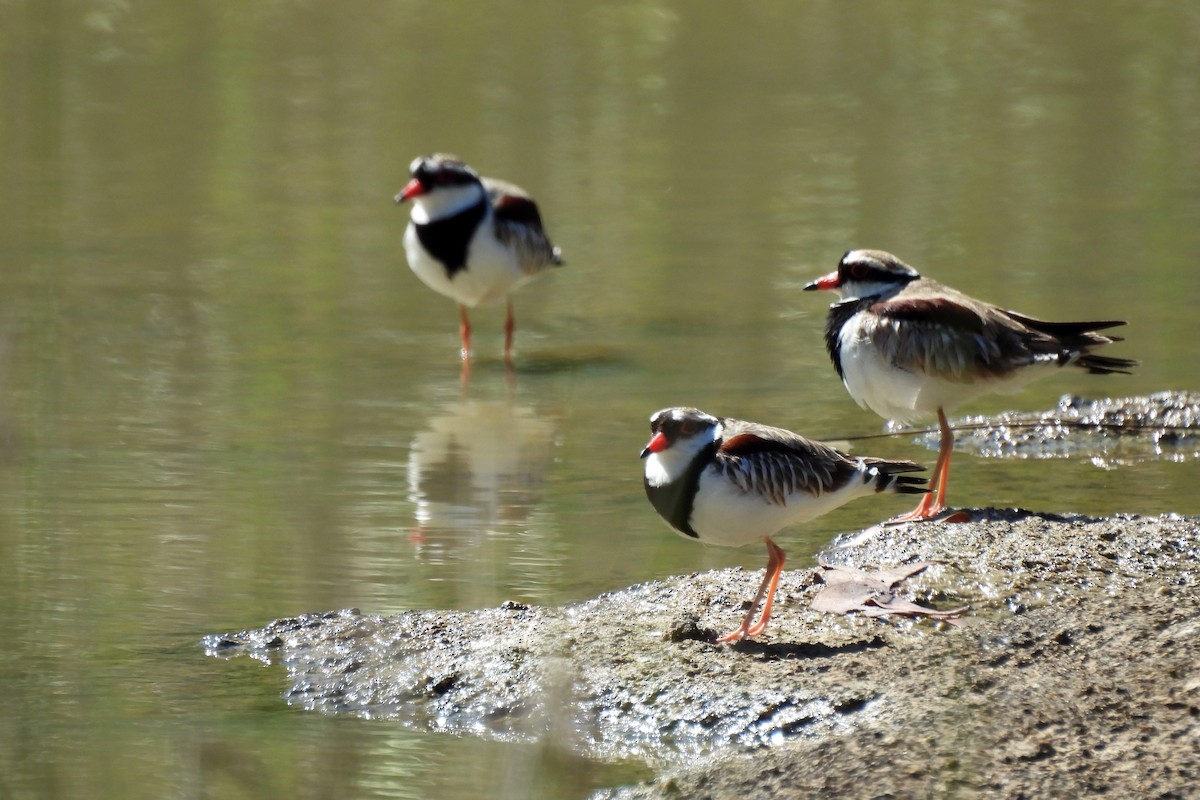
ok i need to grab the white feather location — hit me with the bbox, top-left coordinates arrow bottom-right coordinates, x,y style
643,422 -> 718,489
689,459 -> 880,548
403,206 -> 533,309
408,182 -> 485,225
837,314 -> 1060,423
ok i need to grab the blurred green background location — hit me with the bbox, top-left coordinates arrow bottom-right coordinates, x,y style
1,2 -> 1198,798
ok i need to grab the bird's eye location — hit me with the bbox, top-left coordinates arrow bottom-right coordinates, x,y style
680,420 -> 698,435
849,262 -> 868,279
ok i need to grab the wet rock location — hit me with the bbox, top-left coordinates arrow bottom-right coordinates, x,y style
204,510 -> 1200,798
903,391 -> 1200,464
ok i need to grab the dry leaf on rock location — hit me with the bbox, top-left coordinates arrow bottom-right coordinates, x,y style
812,562 -> 968,624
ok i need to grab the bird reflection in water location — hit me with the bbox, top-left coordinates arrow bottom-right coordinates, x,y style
406,398 -> 559,602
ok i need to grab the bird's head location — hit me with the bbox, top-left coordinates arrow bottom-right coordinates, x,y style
395,154 -> 484,220
804,249 -> 920,301
641,407 -> 720,485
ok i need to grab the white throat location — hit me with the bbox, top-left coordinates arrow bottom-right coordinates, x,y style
644,423 -> 720,488
409,182 -> 487,225
835,279 -> 904,303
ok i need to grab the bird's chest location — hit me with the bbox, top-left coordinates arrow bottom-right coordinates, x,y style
409,201 -> 488,273
643,446 -> 718,540
836,317 -> 929,422
644,459 -> 701,540
405,213 -> 522,308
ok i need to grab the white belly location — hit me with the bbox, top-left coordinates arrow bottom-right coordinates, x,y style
688,467 -> 876,548
839,330 -> 1055,423
404,222 -> 530,308
839,335 -> 943,422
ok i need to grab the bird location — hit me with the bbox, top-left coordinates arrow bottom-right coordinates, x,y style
395,154 -> 563,365
803,249 -> 1137,521
640,406 -> 927,642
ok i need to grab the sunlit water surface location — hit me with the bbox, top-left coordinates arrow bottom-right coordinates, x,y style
2,2 -> 1199,798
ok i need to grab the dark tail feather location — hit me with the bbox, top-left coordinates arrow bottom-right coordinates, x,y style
1075,353 -> 1139,375
864,459 -> 929,495
1006,312 -> 1137,358
888,474 -> 931,495
1004,312 -> 1128,337
1001,311 -> 1136,374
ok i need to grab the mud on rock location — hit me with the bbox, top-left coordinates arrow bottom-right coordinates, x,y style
206,509 -> 1200,799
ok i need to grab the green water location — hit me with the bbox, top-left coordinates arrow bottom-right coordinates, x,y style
2,2 -> 1198,797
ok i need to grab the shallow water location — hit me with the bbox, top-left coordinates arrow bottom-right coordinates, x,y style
2,2 -> 1199,797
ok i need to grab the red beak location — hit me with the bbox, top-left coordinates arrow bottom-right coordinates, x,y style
803,270 -> 841,291
394,178 -> 425,204
640,431 -> 669,458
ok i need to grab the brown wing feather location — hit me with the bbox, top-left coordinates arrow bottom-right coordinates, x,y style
490,188 -> 545,228
869,289 -> 1137,379
868,295 -> 1051,379
484,178 -> 563,272
716,428 -> 858,504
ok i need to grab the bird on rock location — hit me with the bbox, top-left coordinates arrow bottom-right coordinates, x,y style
805,249 -> 1136,521
641,406 -> 927,642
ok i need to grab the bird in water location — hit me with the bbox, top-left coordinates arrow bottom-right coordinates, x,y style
396,154 -> 563,367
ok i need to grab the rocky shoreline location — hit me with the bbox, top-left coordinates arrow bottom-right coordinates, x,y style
206,508 -> 1200,799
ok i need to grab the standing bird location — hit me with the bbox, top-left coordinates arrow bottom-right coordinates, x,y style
395,154 -> 563,364
640,406 -> 926,642
804,249 -> 1137,521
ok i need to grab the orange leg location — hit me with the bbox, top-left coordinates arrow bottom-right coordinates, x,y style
458,305 -> 472,361
459,353 -> 472,389
892,407 -> 954,522
932,407 -> 953,507
745,538 -> 787,638
503,298 -> 515,366
717,537 -> 786,643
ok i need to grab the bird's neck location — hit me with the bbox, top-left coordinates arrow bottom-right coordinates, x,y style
835,280 -> 905,303
824,298 -> 868,381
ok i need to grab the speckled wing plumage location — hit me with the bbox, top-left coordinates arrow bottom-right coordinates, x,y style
484,178 -> 563,274
854,278 -> 1136,382
712,419 -> 925,504
713,423 -> 859,503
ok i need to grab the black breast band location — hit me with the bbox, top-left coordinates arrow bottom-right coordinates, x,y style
414,199 -> 489,277
644,441 -> 717,538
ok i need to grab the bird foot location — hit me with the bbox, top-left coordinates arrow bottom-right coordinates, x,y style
883,507 -> 969,526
